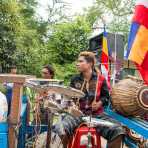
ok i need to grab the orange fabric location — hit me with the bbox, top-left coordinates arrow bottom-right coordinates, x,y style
129,25 -> 148,65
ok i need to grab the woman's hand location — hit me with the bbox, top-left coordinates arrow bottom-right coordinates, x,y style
92,100 -> 102,111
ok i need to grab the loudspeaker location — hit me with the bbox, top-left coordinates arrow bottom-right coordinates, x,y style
88,32 -> 125,61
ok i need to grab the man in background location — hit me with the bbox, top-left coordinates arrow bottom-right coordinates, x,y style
36,64 -> 62,124
41,65 -> 55,79
10,66 -> 17,74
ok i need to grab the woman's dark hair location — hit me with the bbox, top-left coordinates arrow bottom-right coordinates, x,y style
79,51 -> 101,74
79,51 -> 96,67
43,65 -> 55,78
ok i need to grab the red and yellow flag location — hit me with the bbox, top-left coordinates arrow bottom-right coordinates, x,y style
101,31 -> 110,88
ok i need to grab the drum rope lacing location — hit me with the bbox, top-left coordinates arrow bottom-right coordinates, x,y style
33,93 -> 65,148
32,94 -> 42,148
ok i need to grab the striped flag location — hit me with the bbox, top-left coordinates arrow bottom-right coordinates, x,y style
101,30 -> 110,87
126,0 -> 148,85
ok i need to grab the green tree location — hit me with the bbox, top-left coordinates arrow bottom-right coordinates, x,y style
0,0 -> 23,71
84,0 -> 135,39
47,0 -> 70,24
3,0 -> 135,83
47,16 -> 91,64
0,0 -> 48,75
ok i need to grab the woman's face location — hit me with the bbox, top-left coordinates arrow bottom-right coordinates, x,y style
76,56 -> 92,72
41,68 -> 52,79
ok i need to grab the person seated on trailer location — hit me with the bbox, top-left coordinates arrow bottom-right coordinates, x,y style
40,64 -> 56,99
10,65 -> 17,74
52,51 -> 125,148
35,64 -> 62,124
0,91 -> 8,122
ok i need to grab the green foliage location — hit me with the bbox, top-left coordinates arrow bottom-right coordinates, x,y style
47,16 -> 91,64
85,5 -> 103,27
101,0 -> 134,39
84,0 -> 135,40
47,0 -> 70,24
0,84 -> 6,94
0,0 -> 22,71
0,0 -> 135,82
20,0 -> 37,18
96,0 -> 135,17
0,0 -> 48,75
53,62 -> 77,84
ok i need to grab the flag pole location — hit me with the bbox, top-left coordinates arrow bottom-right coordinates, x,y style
112,33 -> 117,86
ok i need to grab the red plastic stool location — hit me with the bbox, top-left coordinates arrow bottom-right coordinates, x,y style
68,124 -> 101,148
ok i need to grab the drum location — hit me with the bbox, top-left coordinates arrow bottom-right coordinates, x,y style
111,78 -> 148,116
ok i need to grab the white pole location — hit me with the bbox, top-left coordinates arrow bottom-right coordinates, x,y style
113,33 -> 117,86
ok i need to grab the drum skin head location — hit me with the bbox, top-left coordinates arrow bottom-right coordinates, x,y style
137,86 -> 148,111
111,78 -> 147,116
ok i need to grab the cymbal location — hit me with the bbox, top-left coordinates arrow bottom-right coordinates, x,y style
26,78 -> 63,85
42,84 -> 84,98
25,79 -> 84,98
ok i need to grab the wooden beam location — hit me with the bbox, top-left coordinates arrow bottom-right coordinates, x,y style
8,82 -> 23,148
0,74 -> 35,148
0,74 -> 35,83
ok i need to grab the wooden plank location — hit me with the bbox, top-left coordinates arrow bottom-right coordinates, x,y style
8,82 -> 23,148
0,74 -> 35,148
0,74 -> 35,83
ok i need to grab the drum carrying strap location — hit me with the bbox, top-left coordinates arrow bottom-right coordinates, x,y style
92,74 -> 105,114
95,74 -> 105,102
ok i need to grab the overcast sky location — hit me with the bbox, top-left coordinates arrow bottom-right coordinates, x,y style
37,0 -> 94,20
36,0 -> 114,36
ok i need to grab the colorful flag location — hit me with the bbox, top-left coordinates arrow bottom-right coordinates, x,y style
126,0 -> 148,85
101,30 -> 110,87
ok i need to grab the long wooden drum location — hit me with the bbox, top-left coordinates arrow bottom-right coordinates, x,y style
111,78 -> 148,117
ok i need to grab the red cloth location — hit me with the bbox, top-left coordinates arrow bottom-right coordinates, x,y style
133,5 -> 148,29
136,63 -> 148,85
68,125 -> 101,148
135,52 -> 148,85
95,74 -> 105,114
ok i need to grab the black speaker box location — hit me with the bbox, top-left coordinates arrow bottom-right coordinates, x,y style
88,32 -> 125,61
